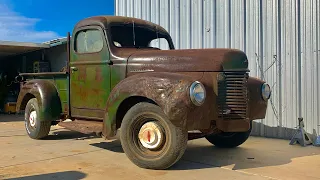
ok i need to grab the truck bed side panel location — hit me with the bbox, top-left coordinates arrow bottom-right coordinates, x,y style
22,73 -> 69,114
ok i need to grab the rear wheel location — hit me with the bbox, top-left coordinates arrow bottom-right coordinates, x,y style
25,98 -> 51,139
205,122 -> 252,148
120,102 -> 187,170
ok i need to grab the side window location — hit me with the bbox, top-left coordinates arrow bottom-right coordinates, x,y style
75,29 -> 104,53
149,38 -> 170,50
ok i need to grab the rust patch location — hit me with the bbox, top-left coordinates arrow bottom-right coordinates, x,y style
16,15 -> 269,140
78,85 -> 88,100
216,72 -> 249,121
63,104 -> 68,113
126,48 -> 248,73
248,77 -> 268,120
102,72 -> 204,137
95,67 -> 103,82
78,67 -> 87,81
58,120 -> 102,135
16,79 -> 62,121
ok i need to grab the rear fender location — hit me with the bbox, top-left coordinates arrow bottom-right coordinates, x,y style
16,79 -> 62,121
102,72 -> 202,138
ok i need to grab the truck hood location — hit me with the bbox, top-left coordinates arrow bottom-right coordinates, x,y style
126,48 -> 249,72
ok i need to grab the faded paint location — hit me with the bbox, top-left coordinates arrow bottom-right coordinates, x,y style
16,16 -> 269,140
103,72 -> 204,138
19,74 -> 69,115
127,48 -> 249,73
69,24 -> 111,119
116,0 -> 320,139
16,76 -> 65,121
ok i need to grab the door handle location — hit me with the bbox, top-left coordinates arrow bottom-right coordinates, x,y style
70,67 -> 78,72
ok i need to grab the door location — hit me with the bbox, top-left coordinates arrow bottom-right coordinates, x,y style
70,26 -> 111,120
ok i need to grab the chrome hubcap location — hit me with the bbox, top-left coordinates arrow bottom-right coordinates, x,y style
138,121 -> 164,150
29,111 -> 37,127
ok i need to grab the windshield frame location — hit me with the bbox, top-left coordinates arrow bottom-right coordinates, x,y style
106,22 -> 175,50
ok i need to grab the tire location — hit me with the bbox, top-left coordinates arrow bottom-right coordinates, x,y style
25,98 -> 51,139
120,102 -> 187,170
205,122 -> 252,148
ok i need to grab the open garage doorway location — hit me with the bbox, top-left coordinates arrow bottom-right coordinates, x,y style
0,41 -> 50,114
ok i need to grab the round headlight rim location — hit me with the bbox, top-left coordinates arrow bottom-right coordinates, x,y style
189,81 -> 206,106
261,83 -> 271,101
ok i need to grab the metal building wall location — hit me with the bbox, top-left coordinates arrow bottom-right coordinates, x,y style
115,0 -> 320,139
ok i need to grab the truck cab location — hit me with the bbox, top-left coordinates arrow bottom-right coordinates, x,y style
16,16 -> 271,170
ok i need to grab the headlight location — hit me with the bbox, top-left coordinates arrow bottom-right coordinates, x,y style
190,81 -> 206,106
261,83 -> 271,101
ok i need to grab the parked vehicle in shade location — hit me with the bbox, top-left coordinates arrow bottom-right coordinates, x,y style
16,16 -> 271,170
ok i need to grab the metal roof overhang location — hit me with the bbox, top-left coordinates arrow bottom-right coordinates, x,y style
0,41 -> 50,60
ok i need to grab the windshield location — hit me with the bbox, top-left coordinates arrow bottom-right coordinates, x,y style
110,24 -> 172,50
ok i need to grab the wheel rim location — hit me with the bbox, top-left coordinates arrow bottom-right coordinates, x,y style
138,121 -> 165,150
29,110 -> 37,127
130,114 -> 168,158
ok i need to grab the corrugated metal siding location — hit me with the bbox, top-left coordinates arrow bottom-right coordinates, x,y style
116,0 -> 320,139
300,0 -> 320,138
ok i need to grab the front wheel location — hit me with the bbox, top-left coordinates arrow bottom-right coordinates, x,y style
120,102 -> 187,170
25,98 -> 51,139
205,122 -> 252,148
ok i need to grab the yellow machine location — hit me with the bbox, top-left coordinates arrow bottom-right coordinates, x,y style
4,102 -> 16,114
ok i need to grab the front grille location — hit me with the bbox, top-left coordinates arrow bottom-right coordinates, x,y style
217,72 -> 249,120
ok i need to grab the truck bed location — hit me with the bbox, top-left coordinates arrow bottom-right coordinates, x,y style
19,72 -> 69,114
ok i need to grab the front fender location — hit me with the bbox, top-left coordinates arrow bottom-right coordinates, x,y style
103,72 -> 203,138
16,79 -> 62,121
248,77 -> 268,120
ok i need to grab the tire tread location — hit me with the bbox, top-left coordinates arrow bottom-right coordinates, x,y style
25,98 -> 51,139
206,123 -> 252,148
120,102 -> 187,170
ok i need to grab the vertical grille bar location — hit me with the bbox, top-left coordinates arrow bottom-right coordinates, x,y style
217,72 -> 249,120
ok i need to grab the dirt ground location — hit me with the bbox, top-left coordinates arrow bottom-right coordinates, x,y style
0,114 -> 319,180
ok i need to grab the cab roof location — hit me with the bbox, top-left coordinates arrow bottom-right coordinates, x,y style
74,16 -> 169,35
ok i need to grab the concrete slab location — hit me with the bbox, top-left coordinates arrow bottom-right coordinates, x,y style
0,115 -> 319,180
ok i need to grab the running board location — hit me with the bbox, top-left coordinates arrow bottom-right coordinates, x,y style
58,120 -> 103,136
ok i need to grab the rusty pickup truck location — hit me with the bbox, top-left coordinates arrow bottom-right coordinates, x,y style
16,16 -> 271,170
